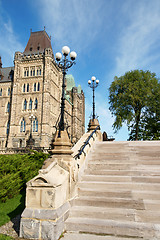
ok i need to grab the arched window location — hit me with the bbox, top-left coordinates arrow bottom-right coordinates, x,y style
37,82 -> 40,91
20,118 -> 26,132
33,117 -> 38,132
34,98 -> 38,109
6,121 -> 10,135
0,88 -> 2,96
34,83 -> 36,91
33,69 -> 35,76
29,98 -> 32,110
8,88 -> 10,96
23,99 -> 27,110
27,83 -> 29,92
39,69 -> 41,75
23,84 -> 25,92
7,102 -> 10,113
30,70 -> 32,76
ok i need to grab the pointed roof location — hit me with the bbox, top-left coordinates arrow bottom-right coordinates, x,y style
23,30 -> 52,54
65,75 -> 76,91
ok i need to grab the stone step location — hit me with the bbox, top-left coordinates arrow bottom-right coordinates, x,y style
78,188 -> 160,200
65,217 -> 160,239
78,188 -> 132,199
84,169 -> 160,176
81,175 -> 132,182
62,232 -> 144,240
78,181 -> 160,191
89,158 -> 160,164
73,196 -> 145,210
82,175 -> 160,183
69,206 -> 136,221
87,163 -> 135,170
69,206 -> 160,224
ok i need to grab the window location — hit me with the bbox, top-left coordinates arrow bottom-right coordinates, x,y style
33,70 -> 35,76
37,66 -> 42,76
23,99 -> 27,110
34,83 -> 36,91
34,98 -> 38,109
29,98 -> 32,110
0,88 -> 2,96
20,118 -> 26,132
7,102 -> 10,113
33,117 -> 38,132
24,68 -> 29,77
6,121 -> 10,135
30,70 -> 32,76
8,88 -> 10,96
23,84 -> 25,92
37,82 -> 40,91
27,83 -> 29,92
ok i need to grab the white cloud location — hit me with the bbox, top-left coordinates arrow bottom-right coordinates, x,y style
0,12 -> 23,66
37,0 -> 108,54
115,0 -> 160,76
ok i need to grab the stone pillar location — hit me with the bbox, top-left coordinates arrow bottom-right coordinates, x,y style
20,129 -> 78,240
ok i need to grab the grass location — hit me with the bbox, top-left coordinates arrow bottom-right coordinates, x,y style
0,190 -> 25,227
0,234 -> 13,240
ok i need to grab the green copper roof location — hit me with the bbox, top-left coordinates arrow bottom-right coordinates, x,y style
77,84 -> 82,94
66,74 -> 75,91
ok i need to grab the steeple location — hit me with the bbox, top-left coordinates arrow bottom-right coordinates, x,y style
23,29 -> 53,54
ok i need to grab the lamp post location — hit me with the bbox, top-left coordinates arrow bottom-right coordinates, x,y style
55,46 -> 77,138
29,114 -> 35,137
88,76 -> 99,120
26,114 -> 35,148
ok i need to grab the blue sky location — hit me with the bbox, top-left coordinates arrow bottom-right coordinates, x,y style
1,0 -> 160,140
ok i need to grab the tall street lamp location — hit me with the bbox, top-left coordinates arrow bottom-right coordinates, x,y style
88,76 -> 99,120
26,114 -> 35,148
55,46 -> 77,138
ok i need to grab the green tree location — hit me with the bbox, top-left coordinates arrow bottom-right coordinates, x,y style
141,82 -> 160,140
109,70 -> 160,140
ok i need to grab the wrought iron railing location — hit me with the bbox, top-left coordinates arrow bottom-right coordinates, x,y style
74,126 -> 99,160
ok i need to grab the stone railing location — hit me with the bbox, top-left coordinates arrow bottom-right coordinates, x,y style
20,128 -> 102,240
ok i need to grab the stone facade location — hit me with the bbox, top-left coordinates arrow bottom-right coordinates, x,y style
0,30 -> 85,150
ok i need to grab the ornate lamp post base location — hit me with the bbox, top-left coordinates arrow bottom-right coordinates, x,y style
88,118 -> 100,131
51,129 -> 73,155
26,134 -> 35,149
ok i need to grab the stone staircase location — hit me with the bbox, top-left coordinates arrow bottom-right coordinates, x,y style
65,141 -> 160,239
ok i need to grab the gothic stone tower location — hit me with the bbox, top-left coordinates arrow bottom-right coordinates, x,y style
0,29 -> 85,149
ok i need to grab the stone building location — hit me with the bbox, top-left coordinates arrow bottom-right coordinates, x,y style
0,29 -> 85,150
